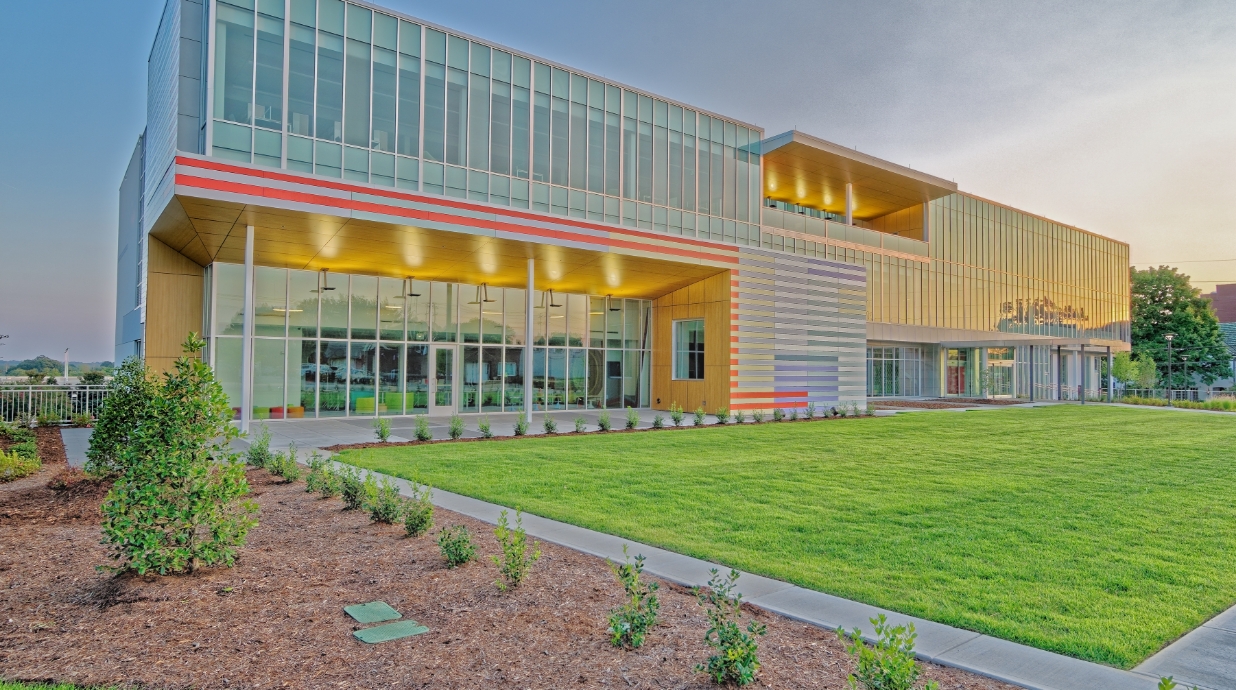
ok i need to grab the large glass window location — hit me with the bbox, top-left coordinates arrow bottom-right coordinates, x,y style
468,43 -> 490,171
254,9 -> 284,131
445,36 -> 468,166
396,28 -> 421,156
350,275 -> 377,340
287,22 -> 315,137
315,29 -> 344,141
371,46 -> 397,151
422,30 -> 446,161
214,3 -> 255,125
673,319 -> 704,380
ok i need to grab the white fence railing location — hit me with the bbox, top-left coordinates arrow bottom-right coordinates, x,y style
0,386 -> 110,423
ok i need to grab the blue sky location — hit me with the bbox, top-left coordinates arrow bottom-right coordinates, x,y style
1,0 -> 1233,361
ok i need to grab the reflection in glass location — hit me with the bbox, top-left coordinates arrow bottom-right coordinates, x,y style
216,337 -> 243,417
214,3 -> 255,125
531,347 -> 546,410
378,277 -> 405,340
567,294 -> 586,347
405,345 -> 429,413
288,270 -> 319,338
379,344 -> 401,414
348,342 -> 376,415
254,267 -> 287,336
350,275 -> 377,340
605,349 -> 622,408
481,347 -> 502,412
503,347 -> 524,411
504,288 -> 525,345
286,338 -> 315,417
460,346 -> 480,412
567,349 -> 586,409
406,279 -> 430,340
216,263 -> 246,335
252,338 -> 285,419
319,341 -> 348,417
431,282 -> 457,341
547,348 -> 566,410
434,347 -> 454,407
319,273 -> 349,339
587,349 -> 604,409
316,31 -> 344,141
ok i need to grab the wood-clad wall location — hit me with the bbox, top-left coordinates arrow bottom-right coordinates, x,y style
145,237 -> 204,374
650,270 -> 732,413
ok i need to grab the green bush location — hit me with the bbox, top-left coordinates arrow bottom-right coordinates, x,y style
514,411 -> 528,436
246,426 -> 273,468
85,356 -> 156,479
71,413 -> 93,427
788,408 -> 798,421
694,406 -> 707,426
403,483 -> 434,537
0,420 -> 39,463
437,524 -> 476,568
336,464 -> 366,510
373,417 -> 391,442
574,416 -> 587,433
0,448 -> 40,482
268,444 -> 302,483
479,416 -> 493,438
607,545 -> 661,649
543,416 -> 558,434
100,335 -> 258,575
714,406 -> 729,425
652,414 -> 665,429
772,409 -> 784,422
414,415 -> 433,442
305,452 -> 331,493
625,406 -> 639,430
733,410 -> 746,424
449,414 -> 465,440
81,370 -> 107,386
669,402 -> 684,427
35,411 -> 61,427
491,509 -> 541,591
839,614 -> 939,690
694,569 -> 767,686
366,476 -> 404,524
751,409 -> 765,423
805,402 -> 816,418
597,410 -> 612,431
316,461 -> 341,499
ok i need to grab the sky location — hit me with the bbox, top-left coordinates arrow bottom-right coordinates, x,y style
0,0 -> 1233,361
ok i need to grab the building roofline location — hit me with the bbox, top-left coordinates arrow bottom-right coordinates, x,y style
953,190 -> 1130,249
762,130 -> 958,192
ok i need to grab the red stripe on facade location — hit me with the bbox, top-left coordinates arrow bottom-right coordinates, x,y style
731,401 -> 808,410
730,391 -> 808,399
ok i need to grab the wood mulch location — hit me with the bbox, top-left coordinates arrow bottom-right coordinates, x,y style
1,456 -> 1019,689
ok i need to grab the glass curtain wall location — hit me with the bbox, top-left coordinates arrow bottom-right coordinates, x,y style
208,263 -> 651,417
865,347 -> 922,398
210,0 -> 762,247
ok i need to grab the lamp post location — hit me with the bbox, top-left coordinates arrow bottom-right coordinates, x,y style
1181,354 -> 1190,402
1164,333 -> 1175,407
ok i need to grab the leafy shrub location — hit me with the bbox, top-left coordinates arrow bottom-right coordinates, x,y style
449,414 -> 465,440
81,370 -> 107,386
336,464 -> 366,510
574,416 -> 587,433
1158,675 -> 1201,690
625,406 -> 639,430
414,415 -> 432,442
652,414 -> 665,429
36,411 -> 61,428
479,416 -> 493,438
373,417 -> 391,442
85,356 -> 156,479
316,461 -> 341,499
246,426 -> 273,468
607,545 -> 660,649
305,452 -> 331,493
751,409 -> 765,424
733,410 -> 746,424
805,402 -> 816,418
597,410 -> 612,431
0,448 -> 40,482
839,614 -> 939,690
669,402 -> 684,427
268,444 -> 302,483
491,509 -> 541,591
72,413 -> 93,427
788,408 -> 798,421
694,406 -> 707,426
771,408 -> 784,422
48,466 -> 93,491
714,406 -> 729,425
403,483 -> 434,537
0,420 -> 38,460
543,416 -> 558,434
437,525 -> 476,568
514,412 -> 528,436
694,569 -> 767,686
100,335 -> 257,575
366,476 -> 404,524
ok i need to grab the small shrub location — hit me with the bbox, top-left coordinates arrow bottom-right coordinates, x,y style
543,416 -> 558,434
866,402 -> 876,416
269,444 -> 302,483
669,402 -> 684,427
36,411 -> 61,428
48,466 -> 93,491
337,464 -> 366,510
597,410 -> 612,431
733,410 -> 746,424
514,411 -> 528,436
607,545 -> 661,649
373,417 -> 391,443
81,370 -> 107,385
771,408 -> 784,422
85,356 -> 155,479
788,408 -> 798,421
805,402 -> 816,418
246,426 -> 273,468
839,614 -> 939,690
414,415 -> 433,442
71,413 -> 94,428
625,406 -> 640,430
449,414 -> 465,440
438,525 -> 476,568
478,416 -> 493,438
574,416 -> 587,433
1158,676 -> 1202,690
491,509 -> 541,591
714,406 -> 729,425
367,476 -> 404,524
317,463 -> 341,499
751,409 -> 765,424
0,448 -> 40,482
403,483 -> 434,537
305,452 -> 331,493
694,406 -> 707,426
652,414 -> 665,429
694,569 -> 767,686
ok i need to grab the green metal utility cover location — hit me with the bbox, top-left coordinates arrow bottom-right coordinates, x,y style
353,620 -> 430,644
344,601 -> 402,624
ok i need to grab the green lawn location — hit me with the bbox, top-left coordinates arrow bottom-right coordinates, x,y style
337,405 -> 1236,668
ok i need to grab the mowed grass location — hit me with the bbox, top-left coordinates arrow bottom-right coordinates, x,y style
337,405 -> 1236,667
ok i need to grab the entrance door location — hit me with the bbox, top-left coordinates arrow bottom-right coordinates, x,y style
429,346 -> 455,415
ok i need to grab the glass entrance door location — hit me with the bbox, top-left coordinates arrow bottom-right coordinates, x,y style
429,346 -> 455,415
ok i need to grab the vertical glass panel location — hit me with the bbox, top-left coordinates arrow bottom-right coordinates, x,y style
512,82 -> 531,178
316,30 -> 344,141
623,350 -> 639,408
319,340 -> 348,416
587,107 -> 604,193
396,155 -> 419,189
216,337 -> 243,415
570,102 -> 587,189
605,297 -> 623,348
481,347 -> 503,412
288,269 -> 319,338
434,347 -> 454,407
371,47 -> 397,151
567,293 -> 586,347
531,347 -> 546,410
710,139 -> 724,216
604,112 -> 620,197
287,23 -> 315,136
378,344 -> 401,414
622,116 -> 636,199
252,338 -> 285,419
467,169 -> 487,201
344,3 -> 370,40
379,277 -> 405,340
639,350 -> 650,408
490,80 -> 511,174
373,13 -> 397,50
531,290 -> 546,344
550,97 -> 569,186
460,284 -> 481,343
446,66 -> 468,165
469,71 -> 490,170
503,347 -> 524,411
532,66 -> 550,181
470,42 -> 490,76
343,38 -> 371,147
504,288 -> 526,345
423,41 -> 446,161
637,121 -> 652,202
736,149 -> 748,221
547,348 -> 566,410
215,262 -> 245,335
431,282 -> 457,341
398,20 -> 421,57
489,174 -> 510,205
348,342 -> 376,415
318,0 -> 343,32
371,151 -> 395,186
588,297 -> 605,348
683,131 -> 696,212
406,279 -> 430,340
605,349 -> 623,408
492,50 -> 511,82
212,120 -> 252,162
447,34 -> 468,69
254,12 -> 284,130
319,272 -> 348,338
668,129 -> 682,209
722,144 -> 736,219
587,349 -> 604,409
624,298 -> 641,349
350,275 -> 377,340
214,3 -> 255,125
405,344 -> 429,413
287,338 -> 315,418
546,292 -> 566,345
252,128 -> 281,167
481,287 -> 503,344
253,266 -> 287,336
567,349 -> 586,409
396,53 -> 421,156
289,0 -> 314,27
460,346 -> 480,412
343,146 -> 368,181
653,125 -> 668,205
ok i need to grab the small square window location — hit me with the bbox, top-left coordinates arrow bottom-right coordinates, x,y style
673,319 -> 704,380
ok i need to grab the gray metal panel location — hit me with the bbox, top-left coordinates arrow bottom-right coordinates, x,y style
116,136 -> 145,361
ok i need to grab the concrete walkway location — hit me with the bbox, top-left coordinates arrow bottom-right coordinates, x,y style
1135,606 -> 1236,689
59,427 -> 92,468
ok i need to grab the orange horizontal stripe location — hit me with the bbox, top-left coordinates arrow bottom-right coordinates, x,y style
730,390 -> 809,399
730,401 -> 809,410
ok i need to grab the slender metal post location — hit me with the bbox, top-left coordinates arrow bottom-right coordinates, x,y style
1079,344 -> 1086,404
1056,346 -> 1063,400
1029,345 -> 1035,402
524,258 -> 534,416
844,183 -> 854,226
1106,346 -> 1113,402
240,225 -> 255,433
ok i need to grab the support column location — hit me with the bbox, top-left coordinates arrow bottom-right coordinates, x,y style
844,183 -> 854,226
1029,345 -> 1035,402
979,347 -> 988,398
1079,344 -> 1086,403
524,258 -> 534,416
1056,345 -> 1063,401
240,225 -> 255,434
1107,346 -> 1113,402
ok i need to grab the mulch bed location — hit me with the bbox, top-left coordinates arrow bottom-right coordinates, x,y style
1,464 -> 1019,689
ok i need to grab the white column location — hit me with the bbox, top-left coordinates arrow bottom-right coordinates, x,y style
1029,345 -> 1035,401
1107,347 -> 1113,402
524,258 -> 534,415
844,183 -> 854,226
240,225 -> 255,433
979,347 -> 988,398
1079,344 -> 1086,403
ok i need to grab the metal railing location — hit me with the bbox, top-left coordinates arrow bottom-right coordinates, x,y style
0,385 -> 111,423
1119,388 -> 1201,402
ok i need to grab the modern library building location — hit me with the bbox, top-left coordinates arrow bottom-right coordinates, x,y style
116,0 -> 1131,423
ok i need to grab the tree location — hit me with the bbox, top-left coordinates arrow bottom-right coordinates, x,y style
1131,267 -> 1232,386
1105,351 -> 1160,389
85,357 -> 157,478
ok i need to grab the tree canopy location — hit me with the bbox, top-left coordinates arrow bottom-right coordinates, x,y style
1131,266 -> 1232,386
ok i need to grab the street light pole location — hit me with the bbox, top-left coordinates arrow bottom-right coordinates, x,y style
1164,333 -> 1175,407
1181,354 -> 1190,402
